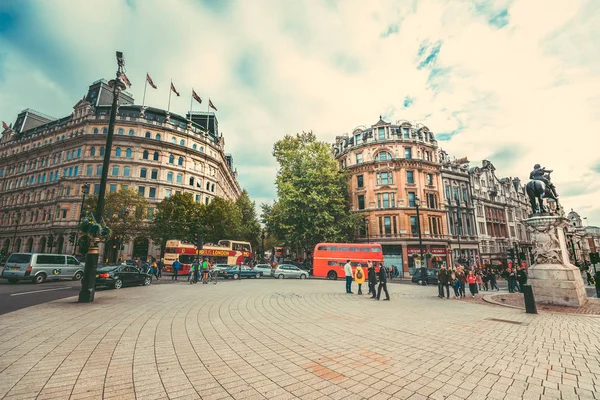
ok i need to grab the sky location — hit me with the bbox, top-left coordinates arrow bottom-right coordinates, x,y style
1,0 -> 599,225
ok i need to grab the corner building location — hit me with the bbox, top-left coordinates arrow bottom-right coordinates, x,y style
333,117 -> 450,276
0,79 -> 241,261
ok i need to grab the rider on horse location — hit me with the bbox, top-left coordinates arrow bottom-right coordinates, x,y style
529,164 -> 559,198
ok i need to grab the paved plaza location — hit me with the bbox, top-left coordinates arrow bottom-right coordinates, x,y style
0,279 -> 599,400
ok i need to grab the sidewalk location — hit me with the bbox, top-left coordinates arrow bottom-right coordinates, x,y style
0,280 -> 599,400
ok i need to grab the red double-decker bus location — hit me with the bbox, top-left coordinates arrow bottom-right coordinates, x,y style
312,242 -> 384,280
163,239 -> 252,274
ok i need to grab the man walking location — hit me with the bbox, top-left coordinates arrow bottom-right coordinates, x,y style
368,262 -> 377,298
172,259 -> 181,280
344,260 -> 353,294
437,265 -> 449,298
377,262 -> 390,300
516,266 -> 527,293
156,258 -> 164,279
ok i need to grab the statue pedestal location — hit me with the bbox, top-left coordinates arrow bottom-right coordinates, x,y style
523,214 -> 587,307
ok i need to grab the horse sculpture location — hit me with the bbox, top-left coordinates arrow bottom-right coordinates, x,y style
526,174 -> 560,214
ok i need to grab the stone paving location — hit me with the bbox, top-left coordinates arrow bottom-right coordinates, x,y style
0,279 -> 599,400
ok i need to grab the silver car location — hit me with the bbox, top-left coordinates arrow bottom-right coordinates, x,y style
272,264 -> 308,280
253,263 -> 273,277
1,253 -> 85,284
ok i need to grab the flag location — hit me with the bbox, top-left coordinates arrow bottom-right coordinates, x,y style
192,90 -> 202,104
2,121 -> 9,130
209,99 -> 217,111
146,74 -> 157,89
120,72 -> 132,88
171,82 -> 180,97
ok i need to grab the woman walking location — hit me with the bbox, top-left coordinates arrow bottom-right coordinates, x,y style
467,270 -> 478,297
457,267 -> 467,298
355,263 -> 365,295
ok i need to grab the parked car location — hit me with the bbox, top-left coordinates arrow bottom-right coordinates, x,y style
272,264 -> 309,280
95,265 -> 152,289
220,265 -> 262,280
411,269 -> 438,285
1,253 -> 85,284
213,264 -> 233,271
253,264 -> 273,277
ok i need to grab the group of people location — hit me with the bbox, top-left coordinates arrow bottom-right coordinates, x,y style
436,264 -> 528,299
343,260 -> 390,300
132,257 -> 163,280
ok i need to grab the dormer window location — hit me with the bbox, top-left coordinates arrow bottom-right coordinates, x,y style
355,133 -> 362,145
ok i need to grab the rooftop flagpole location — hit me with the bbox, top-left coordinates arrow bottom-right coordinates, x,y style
168,79 -> 173,113
142,73 -> 148,107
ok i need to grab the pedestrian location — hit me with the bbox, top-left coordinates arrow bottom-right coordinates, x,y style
354,263 -> 365,295
457,267 -> 467,298
344,260 -> 353,294
451,272 -> 460,299
368,262 -> 377,298
366,260 -> 374,295
136,257 -> 142,271
476,270 -> 483,291
585,270 -> 593,285
376,262 -> 390,300
517,267 -> 527,292
156,258 -> 164,279
148,259 -> 156,277
488,269 -> 499,291
201,258 -> 210,283
437,265 -> 449,299
507,268 -> 517,293
172,259 -> 181,280
482,270 -> 489,291
467,270 -> 478,297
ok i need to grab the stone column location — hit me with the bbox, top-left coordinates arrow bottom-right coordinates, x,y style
523,214 -> 587,307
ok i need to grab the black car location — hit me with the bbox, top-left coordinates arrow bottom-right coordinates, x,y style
95,265 -> 152,289
411,269 -> 438,285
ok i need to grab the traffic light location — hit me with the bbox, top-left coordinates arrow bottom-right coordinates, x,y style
507,248 -> 515,261
591,252 -> 600,264
68,232 -> 76,245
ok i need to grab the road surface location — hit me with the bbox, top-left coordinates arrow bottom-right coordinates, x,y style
0,279 -> 82,315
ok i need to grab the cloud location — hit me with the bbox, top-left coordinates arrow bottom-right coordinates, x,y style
0,0 -> 599,224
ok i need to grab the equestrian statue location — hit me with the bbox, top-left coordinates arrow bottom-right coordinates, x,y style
526,164 -> 560,214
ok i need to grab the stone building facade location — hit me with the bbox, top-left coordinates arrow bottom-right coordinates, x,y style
0,79 -> 241,261
566,209 -> 600,267
468,160 -> 532,268
333,117 -> 450,276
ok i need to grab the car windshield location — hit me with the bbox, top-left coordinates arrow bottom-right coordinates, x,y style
7,254 -> 32,264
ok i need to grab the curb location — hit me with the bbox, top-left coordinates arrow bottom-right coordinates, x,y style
482,294 -> 524,310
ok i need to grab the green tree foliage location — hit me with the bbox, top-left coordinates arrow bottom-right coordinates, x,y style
202,197 -> 242,244
264,131 -> 360,253
84,188 -> 150,243
235,190 -> 261,249
149,193 -> 203,250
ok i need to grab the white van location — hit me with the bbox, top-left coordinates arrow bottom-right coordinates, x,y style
1,253 -> 85,284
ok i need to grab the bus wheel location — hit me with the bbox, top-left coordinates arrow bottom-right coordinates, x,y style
327,271 -> 337,280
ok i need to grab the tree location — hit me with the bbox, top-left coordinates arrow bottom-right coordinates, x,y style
235,190 -> 261,250
84,188 -> 150,244
264,131 -> 360,254
150,193 -> 203,251
203,197 -> 242,244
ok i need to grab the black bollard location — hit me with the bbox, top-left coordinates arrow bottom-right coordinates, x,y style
522,284 -> 537,314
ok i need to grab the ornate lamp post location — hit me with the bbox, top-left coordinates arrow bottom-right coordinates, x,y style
11,210 -> 21,253
364,217 -> 369,243
73,183 -> 90,255
415,196 -> 426,286
79,51 -> 127,303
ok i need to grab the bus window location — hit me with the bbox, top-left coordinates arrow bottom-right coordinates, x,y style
165,248 -> 177,253
349,247 -> 358,252
371,247 -> 381,252
339,247 -> 348,252
327,246 -> 338,251
317,246 -> 327,251
327,261 -> 337,266
360,247 -> 370,252
179,255 -> 196,264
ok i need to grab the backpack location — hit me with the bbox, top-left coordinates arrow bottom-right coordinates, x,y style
356,269 -> 363,279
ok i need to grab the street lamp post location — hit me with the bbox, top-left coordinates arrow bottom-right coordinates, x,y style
261,229 -> 266,262
364,217 -> 369,243
79,51 -> 127,303
11,211 -> 21,253
73,183 -> 90,255
415,196 -> 426,286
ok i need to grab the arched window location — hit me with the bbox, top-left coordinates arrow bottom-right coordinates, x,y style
129,129 -> 135,136
153,152 -> 159,161
61,135 -> 65,141
167,172 -> 173,182
155,134 -> 161,140
123,166 -> 131,177
111,166 -> 120,176
169,155 -> 174,164
374,151 -> 392,162
115,147 -> 122,157
100,147 -> 105,156
179,139 -> 185,146
140,168 -> 147,178
151,169 -> 158,179
125,148 -> 132,158
86,165 -> 93,176
171,137 -> 176,144
192,144 -> 197,150
96,166 -> 102,175
118,128 -> 124,135
178,157 -> 183,166
93,128 -> 99,134
102,127 -> 108,134
142,150 -> 149,160
200,146 -> 204,153
176,174 -> 183,184
189,177 -> 194,186
145,131 -> 151,138
90,147 -> 96,156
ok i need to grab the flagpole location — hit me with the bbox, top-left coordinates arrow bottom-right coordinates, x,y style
206,100 -> 210,135
189,89 -> 193,121
142,73 -> 148,107
168,79 -> 172,113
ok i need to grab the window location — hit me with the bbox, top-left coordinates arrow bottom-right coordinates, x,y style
192,144 -> 197,150
123,166 -> 131,177
407,171 -> 414,184
356,153 -> 363,164
118,128 -> 124,135
99,147 -> 105,156
115,148 -> 122,157
355,133 -> 362,145
377,193 -> 395,208
383,216 -> 392,235
171,137 -> 176,144
155,134 -> 161,140
357,175 -> 364,188
178,157 -> 183,166
96,165 -> 102,176
195,194 -> 201,202
403,128 -> 410,138
189,177 -> 195,186
86,165 -> 93,176
139,168 -> 147,178
169,155 -> 174,164
145,131 -> 151,138
410,216 -> 418,234
149,188 -> 156,198
176,174 -> 183,184
151,170 -> 158,179
62,209 -> 68,219
445,185 -> 451,200
358,195 -> 365,210
66,152 -> 71,161
377,127 -> 385,140
478,222 -> 486,235
165,189 -> 172,198
167,172 -> 173,182
147,208 -> 154,220
180,139 -> 185,146
426,174 -> 433,186
375,151 -> 392,162
111,166 -> 120,176
73,166 -> 78,176
153,152 -> 159,161
109,184 -> 117,193
138,186 -> 145,197
125,148 -> 132,158
376,172 -> 393,185
453,187 -> 459,201
66,186 -> 71,195
94,184 -> 100,195
424,151 -> 430,161
408,192 -> 416,207
128,129 -> 135,136
143,150 -> 149,159
427,193 -> 436,208
77,149 -> 81,158
102,128 -> 108,134
93,128 -> 99,134
404,148 -> 412,159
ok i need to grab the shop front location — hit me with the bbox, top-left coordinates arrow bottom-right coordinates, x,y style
406,247 -> 448,275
